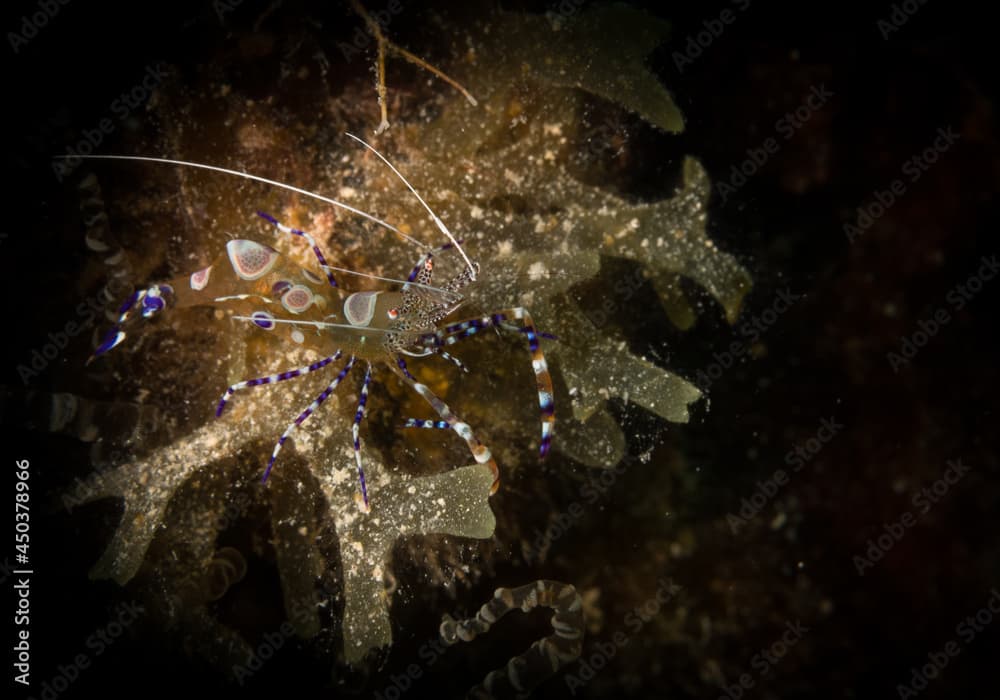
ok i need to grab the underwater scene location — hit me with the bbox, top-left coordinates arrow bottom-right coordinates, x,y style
4,0 -> 998,698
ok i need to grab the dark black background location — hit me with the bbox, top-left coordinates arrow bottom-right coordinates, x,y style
4,0 -> 997,698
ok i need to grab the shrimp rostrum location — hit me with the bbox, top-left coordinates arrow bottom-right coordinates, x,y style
82,134 -> 555,511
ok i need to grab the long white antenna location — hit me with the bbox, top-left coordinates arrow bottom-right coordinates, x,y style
344,132 -> 477,280
322,264 -> 461,300
53,154 -> 430,250
232,315 -> 397,334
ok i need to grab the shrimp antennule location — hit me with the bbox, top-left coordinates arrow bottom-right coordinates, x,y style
345,132 -> 477,280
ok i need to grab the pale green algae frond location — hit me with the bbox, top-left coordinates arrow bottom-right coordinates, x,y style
402,4 -> 751,465
73,363 -> 496,665
69,3 -> 750,667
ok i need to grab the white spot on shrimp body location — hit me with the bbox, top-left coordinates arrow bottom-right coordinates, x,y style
190,265 -> 212,291
344,292 -> 379,327
281,285 -> 315,314
226,240 -> 279,280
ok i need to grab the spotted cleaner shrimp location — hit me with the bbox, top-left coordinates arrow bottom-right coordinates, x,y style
70,133 -> 555,511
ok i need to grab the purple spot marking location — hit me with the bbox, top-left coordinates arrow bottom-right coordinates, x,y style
251,311 -> 275,330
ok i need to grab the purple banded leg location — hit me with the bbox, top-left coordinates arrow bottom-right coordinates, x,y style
216,351 -> 342,417
352,362 -> 373,508
421,307 -> 555,458
395,355 -> 417,381
263,355 -> 356,482
388,362 -> 501,494
256,211 -> 337,287
402,418 -> 450,429
434,349 -> 468,373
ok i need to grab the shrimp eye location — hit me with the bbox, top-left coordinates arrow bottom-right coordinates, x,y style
387,308 -> 399,320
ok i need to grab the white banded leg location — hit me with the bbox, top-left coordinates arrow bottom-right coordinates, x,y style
262,355 -> 356,482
